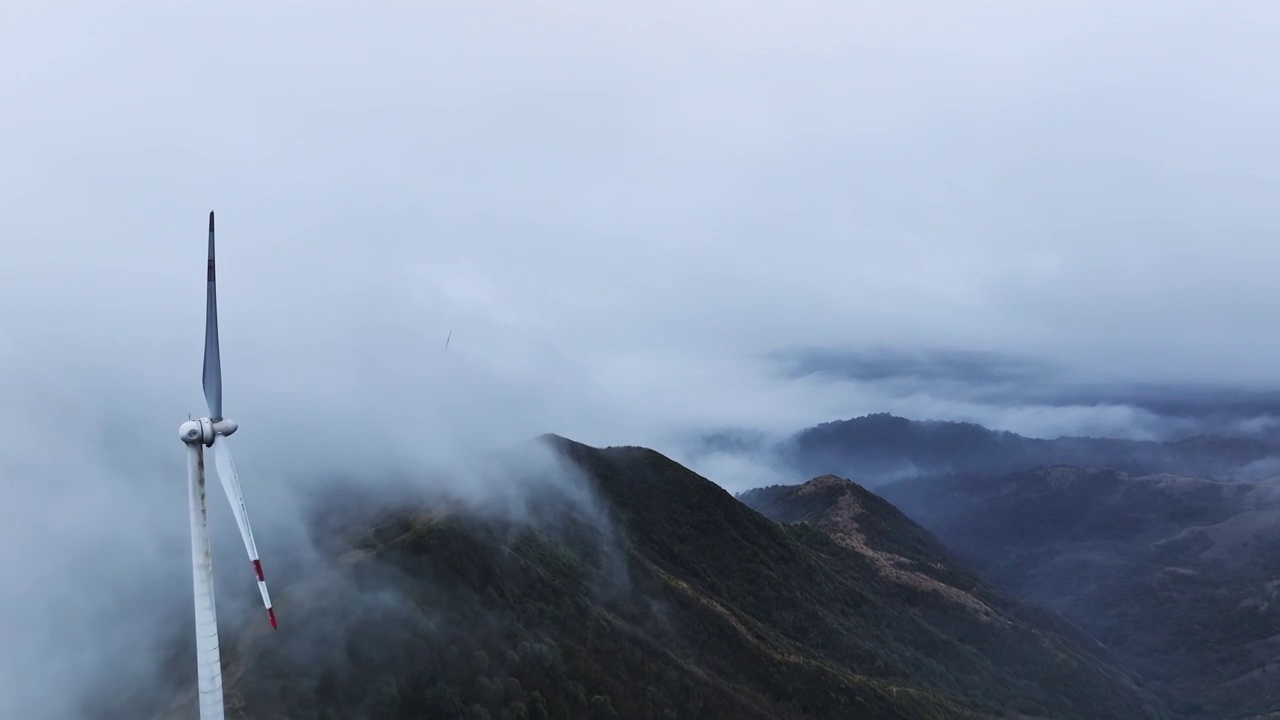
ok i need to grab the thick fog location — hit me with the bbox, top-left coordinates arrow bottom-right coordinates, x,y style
2,2 -> 1279,717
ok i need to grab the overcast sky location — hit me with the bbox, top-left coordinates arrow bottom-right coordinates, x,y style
3,2 -> 1280,449
2,2 -> 1280,716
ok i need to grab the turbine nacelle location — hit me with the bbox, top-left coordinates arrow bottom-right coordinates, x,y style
179,417 -> 239,446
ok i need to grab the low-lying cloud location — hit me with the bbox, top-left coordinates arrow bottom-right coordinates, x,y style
770,345 -> 1280,441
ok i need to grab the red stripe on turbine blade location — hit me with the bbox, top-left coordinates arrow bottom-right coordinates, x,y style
268,607 -> 277,629
252,559 -> 265,581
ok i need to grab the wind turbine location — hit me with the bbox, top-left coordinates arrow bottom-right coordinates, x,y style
178,211 -> 276,720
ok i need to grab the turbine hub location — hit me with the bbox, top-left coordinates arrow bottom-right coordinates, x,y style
179,417 -> 238,446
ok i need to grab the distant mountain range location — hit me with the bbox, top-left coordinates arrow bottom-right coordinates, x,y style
727,412 -> 1280,719
704,413 -> 1280,486
876,467 -> 1280,720
118,437 -> 1170,720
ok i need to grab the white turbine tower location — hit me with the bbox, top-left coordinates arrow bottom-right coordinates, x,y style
178,211 -> 277,720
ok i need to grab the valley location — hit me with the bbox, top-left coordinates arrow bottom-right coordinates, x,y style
746,413 -> 1280,719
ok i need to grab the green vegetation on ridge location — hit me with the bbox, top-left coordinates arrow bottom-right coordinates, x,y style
128,438 -> 1170,720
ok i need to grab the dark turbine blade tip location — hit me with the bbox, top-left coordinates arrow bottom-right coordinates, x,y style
209,211 -> 215,231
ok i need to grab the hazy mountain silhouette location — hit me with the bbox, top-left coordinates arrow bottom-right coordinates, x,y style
777,413 -> 1280,485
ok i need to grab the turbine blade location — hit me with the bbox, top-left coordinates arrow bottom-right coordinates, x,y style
211,438 -> 277,629
187,443 -> 226,720
202,211 -> 223,421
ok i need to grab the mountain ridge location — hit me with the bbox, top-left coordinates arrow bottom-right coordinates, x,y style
118,436 -> 1171,720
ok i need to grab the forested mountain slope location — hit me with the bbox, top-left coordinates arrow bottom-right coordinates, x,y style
119,438 -> 1170,720
877,467 -> 1280,719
